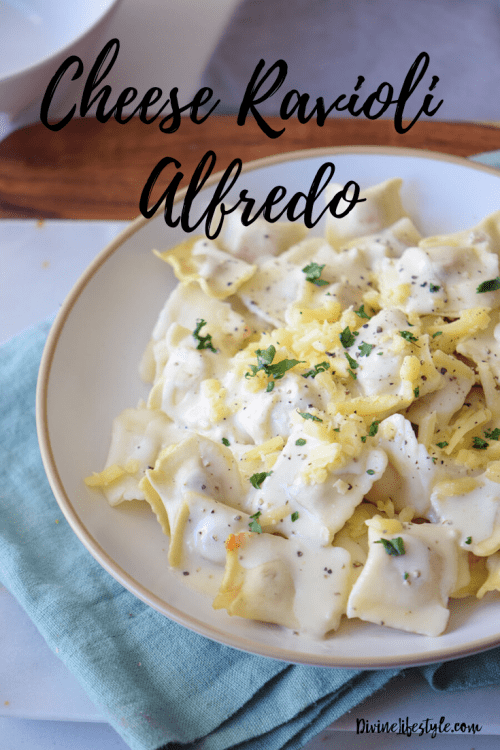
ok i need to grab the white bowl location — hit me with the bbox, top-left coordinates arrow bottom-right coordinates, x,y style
37,147 -> 500,669
0,0 -> 122,119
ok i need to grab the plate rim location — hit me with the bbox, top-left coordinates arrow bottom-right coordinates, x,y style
36,145 -> 500,669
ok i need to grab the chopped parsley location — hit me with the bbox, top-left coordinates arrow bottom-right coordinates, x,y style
295,438 -> 307,446
344,351 -> 358,379
340,326 -> 359,348
429,283 -> 441,293
477,277 -> 500,293
298,410 -> 323,422
375,537 -> 406,556
366,469 -> 375,475
302,361 -> 330,378
400,330 -> 418,343
221,438 -> 230,446
432,331 -> 443,338
249,511 -> 263,533
291,511 -> 299,522
465,536 -> 472,545
436,441 -> 448,449
362,420 -> 380,442
484,428 -> 500,441
302,262 -> 329,286
249,471 -> 272,489
472,436 -> 489,450
193,319 -> 216,352
358,341 -> 374,357
354,304 -> 371,320
404,572 -> 409,581
245,345 -> 303,389
345,351 -> 358,370
413,386 -> 420,398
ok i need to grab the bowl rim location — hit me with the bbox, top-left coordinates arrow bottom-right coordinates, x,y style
36,145 -> 500,669
0,0 -> 122,85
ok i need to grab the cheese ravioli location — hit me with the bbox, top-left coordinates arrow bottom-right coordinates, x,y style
86,177 -> 500,640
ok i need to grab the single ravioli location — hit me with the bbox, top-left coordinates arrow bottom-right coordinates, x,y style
376,242 -> 499,316
213,531 -> 352,638
429,472 -> 500,556
346,517 -> 463,636
223,347 -> 331,444
333,308 -> 441,419
142,281 -> 255,383
325,178 -> 408,248
149,322 -> 235,437
418,210 -> 500,257
154,236 -> 256,299
218,207 -> 309,263
84,406 -> 186,506
457,310 -> 500,384
236,255 -> 306,327
405,351 -> 476,431
365,414 -> 437,516
252,424 -> 387,539
344,216 -> 422,266
164,490 -> 251,568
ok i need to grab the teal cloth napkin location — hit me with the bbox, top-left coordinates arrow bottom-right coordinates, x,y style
0,316 -> 398,750
1,150 -> 500,750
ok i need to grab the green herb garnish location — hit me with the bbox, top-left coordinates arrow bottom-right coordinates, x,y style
249,511 -> 263,533
465,536 -> 472,545
472,437 -> 489,450
295,438 -> 307,446
429,283 -> 441,293
245,345 -> 303,388
340,326 -> 358,348
193,319 -> 216,352
302,361 -> 330,378
477,277 -> 500,293
222,438 -> 230,446
436,441 -> 448,449
375,537 -> 406,556
432,331 -> 443,338
249,472 -> 272,489
366,469 -> 375,475
344,351 -> 358,379
354,304 -> 371,320
291,511 -> 299,522
358,342 -> 374,357
297,411 -> 323,422
400,330 -> 418,343
484,428 -> 500,441
414,386 -> 420,398
362,420 -> 380,442
302,262 -> 329,286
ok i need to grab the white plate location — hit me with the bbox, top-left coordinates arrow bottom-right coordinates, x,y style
37,146 -> 500,669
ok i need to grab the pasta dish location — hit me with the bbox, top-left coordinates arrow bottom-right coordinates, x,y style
85,177 -> 500,639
